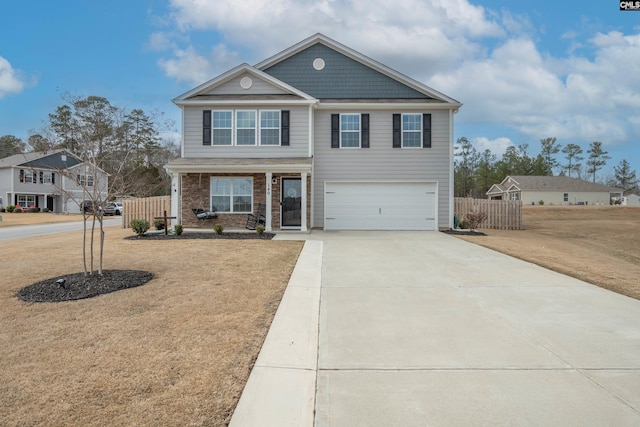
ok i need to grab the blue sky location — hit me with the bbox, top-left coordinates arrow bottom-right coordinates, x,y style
1,0 -> 638,182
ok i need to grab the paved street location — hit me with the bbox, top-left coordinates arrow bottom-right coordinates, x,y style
0,218 -> 122,242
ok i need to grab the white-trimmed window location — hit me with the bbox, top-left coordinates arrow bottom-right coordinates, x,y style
21,169 -> 37,183
211,177 -> 253,213
213,111 -> 233,146
77,174 -> 94,187
340,113 -> 360,148
564,193 -> 569,202
402,114 -> 422,148
510,192 -> 519,201
236,111 -> 257,146
17,194 -> 36,208
42,171 -> 53,184
260,110 -> 280,145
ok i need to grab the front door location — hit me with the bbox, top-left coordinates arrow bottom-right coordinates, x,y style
281,177 -> 301,228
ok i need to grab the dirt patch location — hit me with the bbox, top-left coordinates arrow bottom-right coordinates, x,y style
453,205 -> 640,300
0,227 -> 304,426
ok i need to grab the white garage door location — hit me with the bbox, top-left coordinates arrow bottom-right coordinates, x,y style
324,182 -> 437,230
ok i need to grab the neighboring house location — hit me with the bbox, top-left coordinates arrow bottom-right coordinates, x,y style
621,193 -> 640,206
165,33 -> 462,231
487,175 -> 623,205
0,149 -> 109,213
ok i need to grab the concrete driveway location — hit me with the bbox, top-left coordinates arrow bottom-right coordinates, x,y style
231,231 -> 640,426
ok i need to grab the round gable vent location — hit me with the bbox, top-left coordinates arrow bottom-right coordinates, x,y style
313,58 -> 325,71
240,76 -> 253,89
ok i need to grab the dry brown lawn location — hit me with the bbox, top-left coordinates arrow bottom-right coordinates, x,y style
0,212 -> 87,227
0,226 -> 303,426
455,205 -> 640,300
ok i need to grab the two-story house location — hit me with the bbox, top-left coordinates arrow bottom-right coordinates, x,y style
166,34 -> 461,231
0,149 -> 108,213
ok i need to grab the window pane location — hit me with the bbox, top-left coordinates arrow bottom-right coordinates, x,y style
261,129 -> 279,145
233,178 -> 252,196
212,196 -> 230,212
341,133 -> 360,148
403,114 -> 421,131
233,196 -> 252,213
341,114 -> 360,131
260,111 -> 279,128
213,111 -> 232,128
237,129 -> 256,145
212,178 -> 230,195
236,111 -> 256,128
403,132 -> 421,148
213,129 -> 232,145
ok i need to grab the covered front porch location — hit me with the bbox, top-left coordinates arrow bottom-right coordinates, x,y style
165,158 -> 313,232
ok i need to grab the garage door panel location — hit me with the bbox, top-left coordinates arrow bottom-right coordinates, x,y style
325,182 -> 436,231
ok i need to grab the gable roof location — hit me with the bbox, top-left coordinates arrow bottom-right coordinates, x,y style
502,175 -> 621,193
256,33 -> 461,107
0,150 -> 82,170
173,63 -> 317,105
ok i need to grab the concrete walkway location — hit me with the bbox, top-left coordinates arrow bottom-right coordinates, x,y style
231,231 -> 640,426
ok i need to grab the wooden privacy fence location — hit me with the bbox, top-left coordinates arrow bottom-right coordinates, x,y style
455,197 -> 522,230
122,196 -> 171,229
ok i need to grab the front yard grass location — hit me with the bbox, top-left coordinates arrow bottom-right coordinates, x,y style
0,227 -> 303,426
454,205 -> 640,300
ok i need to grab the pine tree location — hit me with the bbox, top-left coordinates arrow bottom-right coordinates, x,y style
613,159 -> 638,191
586,141 -> 610,183
562,144 -> 583,178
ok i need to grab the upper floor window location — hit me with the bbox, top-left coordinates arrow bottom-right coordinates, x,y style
236,110 -> 257,145
402,114 -> 422,148
205,109 -> 289,147
42,171 -> 53,184
77,174 -> 94,187
19,169 -> 37,183
564,193 -> 569,202
340,114 -> 361,148
212,111 -> 233,146
260,111 -> 280,145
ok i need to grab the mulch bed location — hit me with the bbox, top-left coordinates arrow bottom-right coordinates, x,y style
441,229 -> 487,236
125,232 -> 275,240
17,270 -> 153,303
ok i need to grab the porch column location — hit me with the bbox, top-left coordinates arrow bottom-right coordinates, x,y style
171,173 -> 180,224
301,172 -> 308,232
265,172 -> 273,232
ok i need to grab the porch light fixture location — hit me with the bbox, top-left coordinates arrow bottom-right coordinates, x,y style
272,177 -> 278,185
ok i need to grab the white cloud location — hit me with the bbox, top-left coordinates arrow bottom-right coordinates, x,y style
146,32 -> 177,51
0,56 -> 26,98
473,136 -> 513,157
158,47 -> 212,84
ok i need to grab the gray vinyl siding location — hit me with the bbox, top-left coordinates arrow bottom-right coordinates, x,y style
206,73 -> 289,96
183,105 -> 310,158
313,109 -> 451,229
263,44 -> 430,99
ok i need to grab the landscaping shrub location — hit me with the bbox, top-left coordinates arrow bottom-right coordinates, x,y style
465,211 -> 488,230
458,219 -> 470,229
539,200 -> 545,205
213,223 -> 224,235
42,208 -> 49,213
0,207 -> 5,212
131,219 -> 150,236
174,224 -> 183,235
13,207 -> 23,213
6,205 -> 15,213
29,207 -> 40,213
255,225 -> 265,235
154,219 -> 165,230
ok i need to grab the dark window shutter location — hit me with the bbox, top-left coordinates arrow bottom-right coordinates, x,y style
331,114 -> 339,148
392,114 -> 401,148
52,173 -> 55,185
39,171 -> 43,184
281,110 -> 290,146
423,113 -> 432,148
203,110 -> 212,146
361,114 -> 369,148
19,169 -> 24,183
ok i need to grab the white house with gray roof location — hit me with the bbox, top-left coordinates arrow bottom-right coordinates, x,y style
0,150 -> 108,213
487,175 -> 623,206
166,33 -> 462,231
